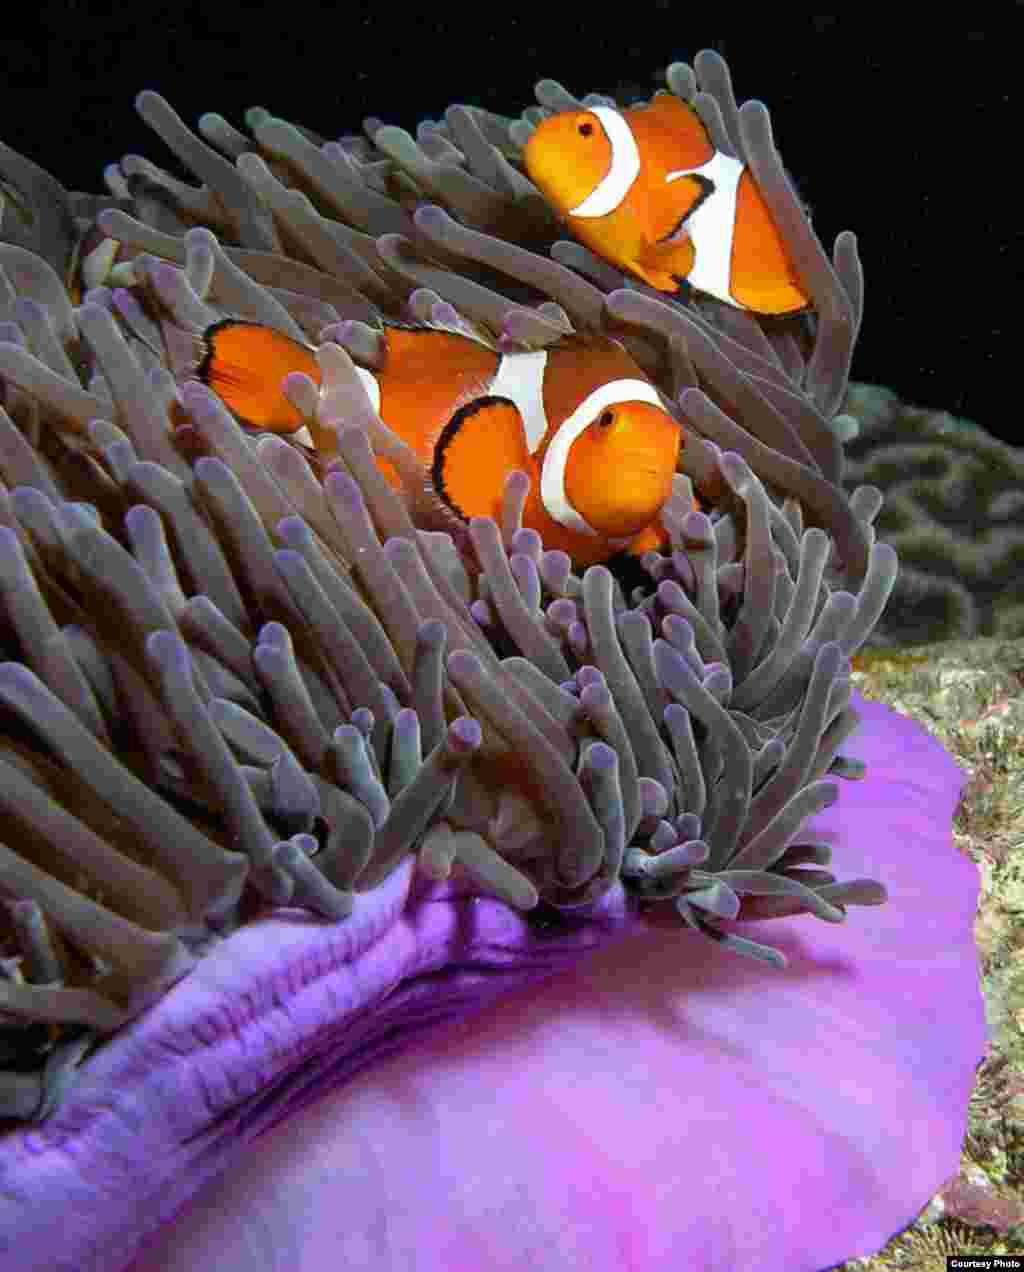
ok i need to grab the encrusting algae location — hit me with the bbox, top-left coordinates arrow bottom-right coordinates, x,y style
0,50 -> 897,1126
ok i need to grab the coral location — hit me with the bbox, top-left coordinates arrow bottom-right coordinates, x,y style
841,382 -> 1024,645
832,637 -> 1024,1272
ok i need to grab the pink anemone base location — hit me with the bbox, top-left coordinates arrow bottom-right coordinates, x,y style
0,695 -> 985,1272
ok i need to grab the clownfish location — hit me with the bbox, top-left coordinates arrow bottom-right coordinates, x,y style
66,223 -> 136,306
523,91 -> 809,315
197,319 -> 683,567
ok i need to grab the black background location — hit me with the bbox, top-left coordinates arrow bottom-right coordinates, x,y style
5,9 -> 1018,443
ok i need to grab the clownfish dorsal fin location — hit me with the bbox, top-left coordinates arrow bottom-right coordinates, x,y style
636,92 -> 713,148
381,314 -> 497,352
430,395 -> 534,525
377,320 -> 499,379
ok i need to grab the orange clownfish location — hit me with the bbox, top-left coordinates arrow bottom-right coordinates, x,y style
198,319 -> 683,567
66,223 -> 136,306
523,92 -> 809,315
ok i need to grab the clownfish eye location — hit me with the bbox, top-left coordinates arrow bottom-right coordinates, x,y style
578,121 -> 594,137
596,409 -> 614,429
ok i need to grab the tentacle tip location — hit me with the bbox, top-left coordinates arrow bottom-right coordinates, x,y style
413,204 -> 449,233
445,649 -> 477,678
416,618 -> 447,647
145,627 -> 188,673
584,741 -> 618,773
448,716 -> 482,753
323,468 -> 362,504
183,225 -> 218,248
382,536 -> 417,564
133,89 -> 163,114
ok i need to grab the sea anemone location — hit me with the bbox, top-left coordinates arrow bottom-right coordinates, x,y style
0,51 -> 984,1272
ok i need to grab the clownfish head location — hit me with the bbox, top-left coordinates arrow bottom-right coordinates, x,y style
523,109 -> 621,222
549,394 -> 681,543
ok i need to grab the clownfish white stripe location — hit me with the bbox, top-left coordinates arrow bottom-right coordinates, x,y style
540,378 -> 664,536
665,151 -> 746,310
489,349 -> 550,452
567,106 -> 641,219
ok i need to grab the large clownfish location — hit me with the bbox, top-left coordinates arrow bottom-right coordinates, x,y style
523,91 -> 809,315
197,319 -> 683,568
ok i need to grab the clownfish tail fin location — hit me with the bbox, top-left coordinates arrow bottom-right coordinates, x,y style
194,318 -> 318,435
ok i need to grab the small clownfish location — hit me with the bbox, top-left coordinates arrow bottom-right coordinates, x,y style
523,92 -> 809,315
66,224 -> 137,305
197,319 -> 683,568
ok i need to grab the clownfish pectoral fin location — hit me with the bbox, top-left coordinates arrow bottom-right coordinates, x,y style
198,319 -> 320,435
646,171 -> 714,245
632,234 -> 698,293
622,522 -> 669,557
430,395 -> 534,525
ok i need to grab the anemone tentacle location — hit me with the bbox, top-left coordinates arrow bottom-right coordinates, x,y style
1,53 -> 890,1123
